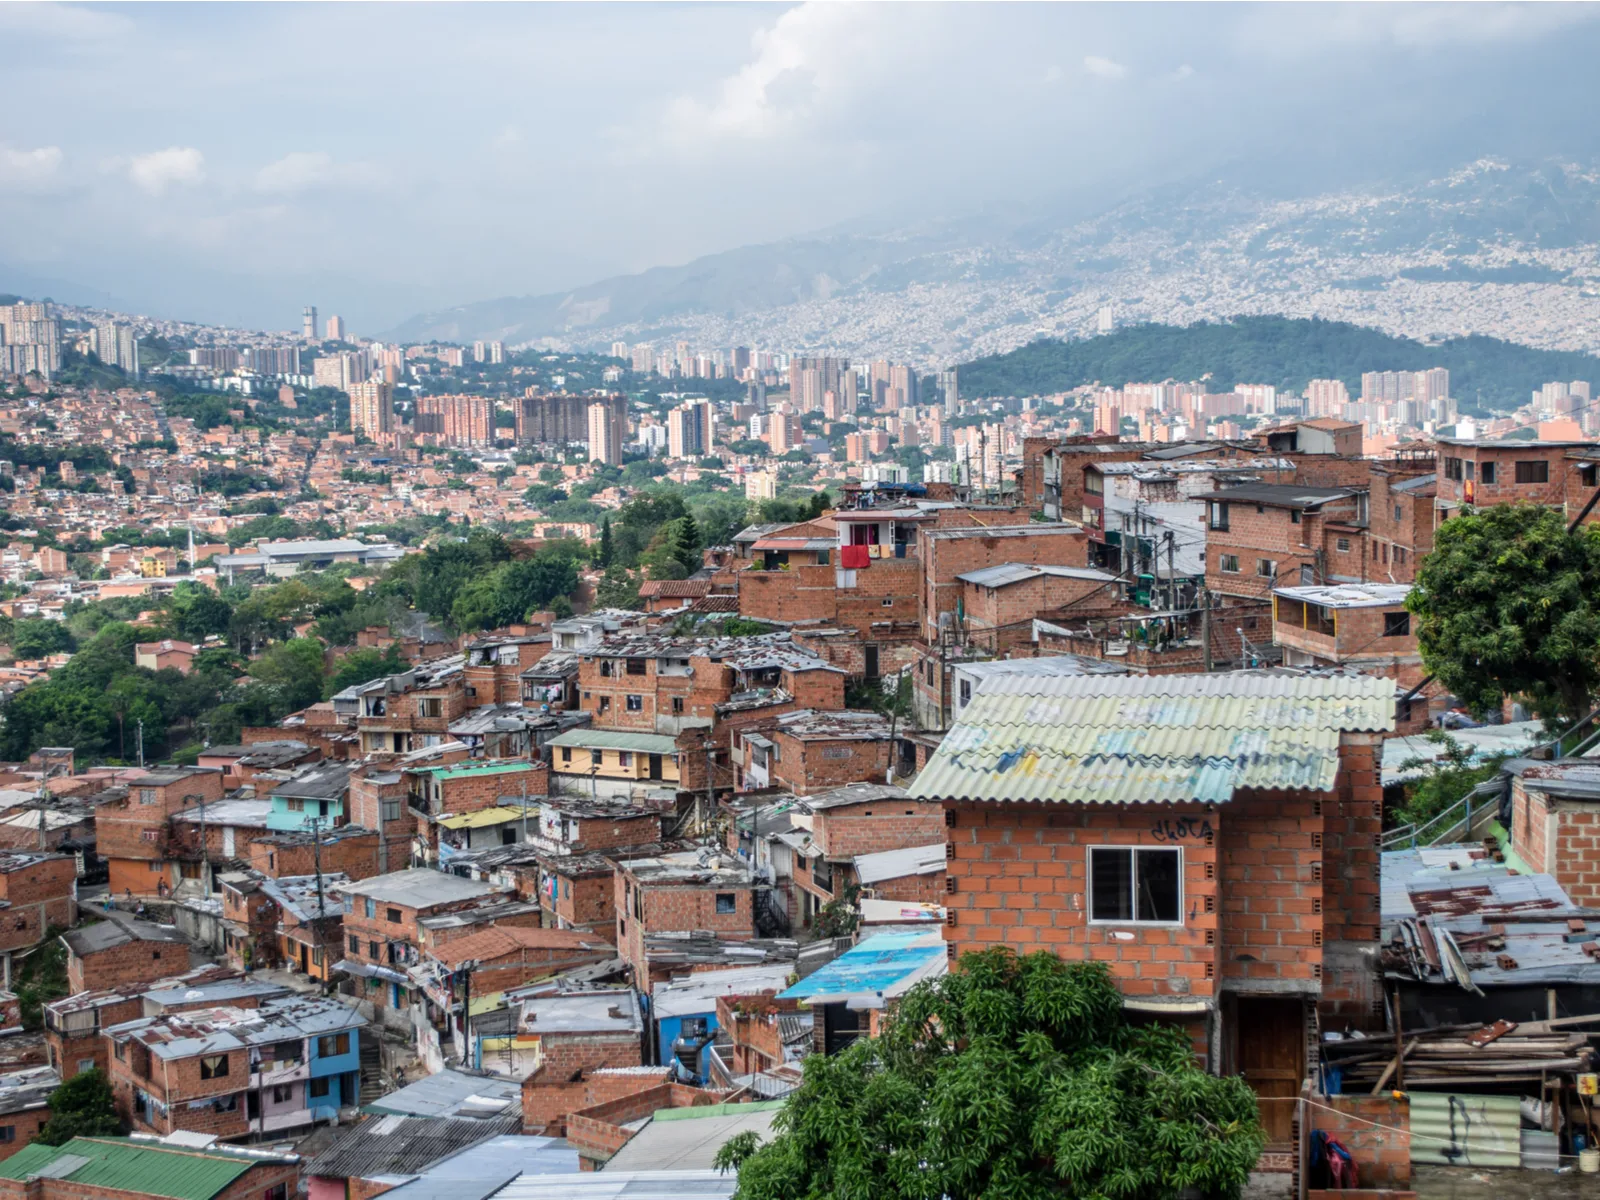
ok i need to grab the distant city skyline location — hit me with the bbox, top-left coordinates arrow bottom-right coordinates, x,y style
5,3 -> 1600,333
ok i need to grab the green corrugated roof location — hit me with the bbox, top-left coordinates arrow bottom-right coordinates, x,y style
0,1138 -> 265,1200
545,729 -> 679,754
413,760 -> 541,779
909,672 -> 1395,806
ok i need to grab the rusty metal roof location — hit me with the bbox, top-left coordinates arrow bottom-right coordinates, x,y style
909,671 -> 1394,806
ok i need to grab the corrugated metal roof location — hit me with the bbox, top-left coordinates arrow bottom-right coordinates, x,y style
0,1138 -> 277,1200
779,930 -> 947,1003
436,806 -> 537,831
909,672 -> 1394,805
546,730 -> 679,754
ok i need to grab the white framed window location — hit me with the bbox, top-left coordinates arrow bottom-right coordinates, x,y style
1256,558 -> 1276,578
1219,554 -> 1240,574
1335,538 -> 1351,552
1087,846 -> 1182,925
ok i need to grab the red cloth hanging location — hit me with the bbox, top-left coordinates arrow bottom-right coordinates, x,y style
840,544 -> 871,569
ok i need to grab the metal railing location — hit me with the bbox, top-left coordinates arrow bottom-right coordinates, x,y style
1381,779 -> 1503,851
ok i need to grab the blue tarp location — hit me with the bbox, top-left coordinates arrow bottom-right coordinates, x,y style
779,931 -> 946,1002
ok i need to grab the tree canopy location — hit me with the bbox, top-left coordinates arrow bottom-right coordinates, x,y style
36,1069 -> 121,1145
1407,504 -> 1600,723
716,951 -> 1264,1200
957,316 -> 1600,411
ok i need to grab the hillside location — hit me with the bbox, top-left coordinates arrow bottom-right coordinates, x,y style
956,317 -> 1600,411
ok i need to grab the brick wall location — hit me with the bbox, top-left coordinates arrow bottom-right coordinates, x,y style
615,869 -> 755,988
1306,1088 -> 1411,1189
869,870 -> 948,903
772,734 -> 890,797
812,800 -> 945,859
0,857 -> 75,953
565,1082 -> 719,1167
1274,601 -> 1425,689
247,829 -> 395,881
67,937 -> 183,995
921,524 -> 1089,642
1511,782 -> 1600,905
1206,500 -> 1363,600
0,1106 -> 46,1160
519,1032 -> 645,1133
960,571 -> 1114,655
1437,442 -> 1571,511
1325,735 -> 1383,946
1219,794 -> 1324,989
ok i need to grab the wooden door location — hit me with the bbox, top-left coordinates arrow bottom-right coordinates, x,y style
1235,998 -> 1304,1145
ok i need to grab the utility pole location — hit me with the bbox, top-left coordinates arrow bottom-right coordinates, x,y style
1201,590 -> 1212,672
311,816 -> 327,984
520,773 -> 529,844
1165,531 -> 1176,611
701,733 -> 716,841
191,794 -> 209,898
136,720 -> 144,770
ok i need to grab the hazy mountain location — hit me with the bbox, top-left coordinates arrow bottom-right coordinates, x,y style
402,158 -> 1600,366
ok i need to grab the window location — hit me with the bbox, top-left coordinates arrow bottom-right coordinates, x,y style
1289,509 -> 1301,524
672,697 -> 684,714
590,749 -> 603,766
959,679 -> 971,706
381,799 -> 401,823
1480,461 -> 1496,485
881,597 -> 893,607
309,1077 -> 332,1098
1396,547 -> 1407,565
1256,558 -> 1276,578
1516,460 -> 1549,484
348,935 -> 360,954
368,940 -> 379,958
1384,611 -> 1411,638
114,1042 -> 126,1062
715,893 -> 737,914
1335,538 -> 1351,552
212,1094 -> 238,1113
1088,847 -> 1181,924
600,660 -> 613,677
626,658 -> 647,676
318,1033 -> 350,1057
200,1055 -> 229,1079
618,752 -> 632,767
1443,456 -> 1463,481
386,908 -> 401,924
286,799 -> 304,813
1583,464 -> 1599,488
626,694 -> 643,712
1208,501 -> 1230,531
1394,503 -> 1404,522
418,697 -> 442,718
1463,460 -> 1475,482
1219,554 -> 1240,574
266,1183 -> 289,1200
560,747 -> 572,764
142,829 -> 158,843
139,788 -> 158,805
364,898 -> 376,919
598,697 -> 610,714
272,1084 -> 293,1103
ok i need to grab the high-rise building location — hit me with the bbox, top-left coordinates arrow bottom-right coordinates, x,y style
631,345 -> 656,375
609,341 -> 630,362
744,469 -> 777,501
746,382 -> 768,412
0,302 -> 61,379
516,393 -> 586,445
1096,305 -> 1115,335
326,315 -> 346,342
489,341 -> 505,365
472,341 -> 486,363
415,394 -> 493,446
940,366 -> 959,416
1235,384 -> 1277,415
732,346 -> 751,373
888,364 -> 918,410
789,356 -> 846,413
1303,379 -> 1349,419
241,346 -> 301,376
302,306 -> 317,341
868,360 -> 892,411
92,321 -> 140,378
348,380 -> 395,439
587,400 -> 626,464
767,407 -> 801,455
667,400 -> 713,459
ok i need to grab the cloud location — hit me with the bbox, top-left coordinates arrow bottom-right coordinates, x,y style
1084,55 -> 1128,80
1235,2 -> 1600,55
127,147 -> 204,195
253,151 -> 353,194
0,2 -> 133,42
0,145 -> 63,191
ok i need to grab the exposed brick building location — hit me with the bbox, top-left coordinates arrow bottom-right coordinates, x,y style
1508,761 -> 1600,908
62,919 -> 189,995
912,671 -> 1393,1151
1201,483 -> 1368,600
95,766 -> 225,897
613,851 -> 757,991
1272,583 -> 1424,688
0,852 -> 75,958
0,1135 -> 300,1200
787,783 -> 946,925
1434,437 -> 1599,525
734,709 -> 892,796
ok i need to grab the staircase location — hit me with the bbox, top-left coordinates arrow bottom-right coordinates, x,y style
358,1031 -> 385,1105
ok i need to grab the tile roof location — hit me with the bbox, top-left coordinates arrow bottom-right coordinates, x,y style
426,925 -> 613,968
909,671 -> 1395,805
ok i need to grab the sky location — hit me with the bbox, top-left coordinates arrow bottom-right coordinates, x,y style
4,1 -> 1600,334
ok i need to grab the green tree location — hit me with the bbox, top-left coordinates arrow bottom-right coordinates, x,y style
326,644 -> 407,697
1391,731 -> 1510,831
168,584 -> 233,641
248,638 -> 326,713
1408,504 -> 1600,723
36,1069 -> 122,1145
717,951 -> 1263,1200
597,517 -> 614,568
594,565 -> 643,610
9,619 -> 75,660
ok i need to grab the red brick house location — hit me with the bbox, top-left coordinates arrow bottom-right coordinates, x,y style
1271,583 -> 1424,688
612,850 -> 758,991
1434,437 -> 1598,526
0,1135 -> 300,1200
1508,760 -> 1600,907
1201,483 -> 1369,600
734,709 -> 892,795
0,1068 -> 56,1160
0,852 -> 75,957
95,766 -> 225,897
62,919 -> 189,995
786,783 -> 945,926
910,671 -> 1393,1155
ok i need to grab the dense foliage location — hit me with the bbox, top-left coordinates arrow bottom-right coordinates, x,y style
716,951 -> 1264,1200
36,1069 -> 122,1145
1389,732 -> 1510,832
1408,504 -> 1600,722
959,316 -> 1600,411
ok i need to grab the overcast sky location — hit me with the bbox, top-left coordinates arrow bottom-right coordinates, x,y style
4,1 -> 1600,334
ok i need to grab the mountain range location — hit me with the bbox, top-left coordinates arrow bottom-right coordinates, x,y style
386,159 -> 1600,369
